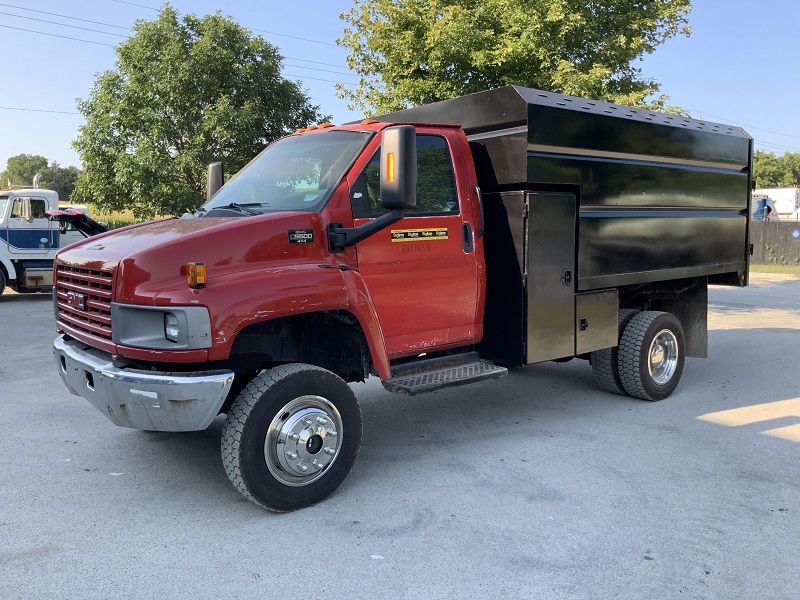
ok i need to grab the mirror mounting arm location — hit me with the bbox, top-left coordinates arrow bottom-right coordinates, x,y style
328,210 -> 405,253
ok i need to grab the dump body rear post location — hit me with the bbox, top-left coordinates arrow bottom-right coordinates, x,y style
51,85 -> 752,510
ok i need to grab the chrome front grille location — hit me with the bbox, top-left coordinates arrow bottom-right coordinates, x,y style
55,265 -> 114,340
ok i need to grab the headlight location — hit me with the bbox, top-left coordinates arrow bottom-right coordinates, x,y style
111,304 -> 212,350
164,312 -> 180,342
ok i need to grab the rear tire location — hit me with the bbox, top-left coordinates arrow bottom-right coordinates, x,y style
221,364 -> 362,511
0,269 -> 5,296
591,309 -> 639,394
617,311 -> 685,401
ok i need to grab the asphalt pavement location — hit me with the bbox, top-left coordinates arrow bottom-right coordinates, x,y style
1,274 -> 798,599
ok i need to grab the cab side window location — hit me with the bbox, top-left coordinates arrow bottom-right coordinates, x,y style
9,198 -> 47,220
30,198 -> 47,219
351,134 -> 459,218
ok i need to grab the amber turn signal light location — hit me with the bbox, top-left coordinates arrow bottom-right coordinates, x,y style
385,152 -> 395,183
186,262 -> 206,288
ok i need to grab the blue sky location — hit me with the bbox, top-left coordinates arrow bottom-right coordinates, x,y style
1,0 -> 798,172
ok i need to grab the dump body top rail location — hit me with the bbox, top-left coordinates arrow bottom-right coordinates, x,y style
377,86 -> 753,290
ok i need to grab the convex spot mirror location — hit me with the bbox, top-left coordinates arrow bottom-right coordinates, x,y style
380,125 -> 417,211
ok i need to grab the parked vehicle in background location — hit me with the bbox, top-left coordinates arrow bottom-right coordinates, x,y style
52,86 -> 753,511
0,189 -> 101,295
57,204 -> 92,247
752,195 -> 781,221
754,187 -> 800,218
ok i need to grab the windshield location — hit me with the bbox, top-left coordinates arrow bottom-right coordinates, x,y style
202,130 -> 370,215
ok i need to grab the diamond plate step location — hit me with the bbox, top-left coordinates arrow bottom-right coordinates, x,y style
382,352 -> 508,396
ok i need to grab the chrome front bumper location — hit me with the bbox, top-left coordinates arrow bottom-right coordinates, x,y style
53,335 -> 235,432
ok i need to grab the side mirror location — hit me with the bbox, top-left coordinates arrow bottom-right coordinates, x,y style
206,162 -> 224,200
20,199 -> 31,222
380,125 -> 417,211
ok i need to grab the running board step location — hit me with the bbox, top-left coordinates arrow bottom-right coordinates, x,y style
382,351 -> 508,396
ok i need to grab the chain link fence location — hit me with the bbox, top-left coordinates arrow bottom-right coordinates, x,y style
750,221 -> 800,265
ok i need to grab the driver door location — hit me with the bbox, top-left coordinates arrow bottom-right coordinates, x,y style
349,132 -> 480,357
6,196 -> 55,255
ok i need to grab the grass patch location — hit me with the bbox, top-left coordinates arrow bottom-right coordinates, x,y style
750,263 -> 800,274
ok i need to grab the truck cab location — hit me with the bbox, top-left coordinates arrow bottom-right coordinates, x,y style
0,188 -> 61,294
52,86 -> 752,511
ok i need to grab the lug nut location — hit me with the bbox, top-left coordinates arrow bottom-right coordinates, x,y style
316,416 -> 328,425
324,447 -> 335,455
299,463 -> 309,472
287,451 -> 298,460
303,418 -> 313,426
291,433 -> 300,441
327,429 -> 337,437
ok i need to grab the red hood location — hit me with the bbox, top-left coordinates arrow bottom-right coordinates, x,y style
57,216 -> 235,264
56,212 -> 328,304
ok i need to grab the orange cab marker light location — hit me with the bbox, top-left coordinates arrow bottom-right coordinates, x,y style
295,127 -> 307,133
361,118 -> 378,125
306,125 -> 319,131
187,262 -> 206,288
386,152 -> 395,183
318,122 -> 334,128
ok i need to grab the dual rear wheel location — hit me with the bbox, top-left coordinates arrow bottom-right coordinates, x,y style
591,310 -> 685,401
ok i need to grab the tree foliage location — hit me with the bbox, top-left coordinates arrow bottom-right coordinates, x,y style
754,150 -> 800,188
1,154 -> 47,187
43,163 -> 81,200
338,0 -> 691,115
1,154 -> 80,199
73,5 -> 323,218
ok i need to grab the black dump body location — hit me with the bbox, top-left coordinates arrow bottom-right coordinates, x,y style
378,86 -> 753,292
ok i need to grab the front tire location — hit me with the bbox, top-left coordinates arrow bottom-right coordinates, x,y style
617,311 -> 685,401
221,364 -> 362,511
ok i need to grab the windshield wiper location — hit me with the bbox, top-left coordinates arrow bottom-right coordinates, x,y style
209,202 -> 262,216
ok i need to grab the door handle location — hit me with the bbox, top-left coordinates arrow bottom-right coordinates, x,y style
462,222 -> 474,253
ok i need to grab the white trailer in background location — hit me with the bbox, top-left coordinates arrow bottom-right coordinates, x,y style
754,187 -> 800,219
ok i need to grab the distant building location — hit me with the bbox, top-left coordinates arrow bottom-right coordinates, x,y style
754,187 -> 800,220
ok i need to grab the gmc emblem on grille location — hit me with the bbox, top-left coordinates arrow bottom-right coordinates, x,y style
66,291 -> 86,310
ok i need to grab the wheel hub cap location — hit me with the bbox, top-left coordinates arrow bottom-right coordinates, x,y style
266,396 -> 342,487
648,329 -> 678,385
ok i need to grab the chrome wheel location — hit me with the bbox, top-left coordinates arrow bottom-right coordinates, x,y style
647,329 -> 678,385
265,395 -> 343,487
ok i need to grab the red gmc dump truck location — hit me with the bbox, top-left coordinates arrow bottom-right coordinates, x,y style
52,86 -> 752,511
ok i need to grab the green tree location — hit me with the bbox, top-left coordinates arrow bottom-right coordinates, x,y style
754,150 -> 800,188
42,163 -> 81,200
73,5 -> 323,218
338,0 -> 691,115
1,154 -> 48,187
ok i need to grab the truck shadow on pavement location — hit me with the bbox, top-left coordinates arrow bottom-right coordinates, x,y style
119,326 -> 800,509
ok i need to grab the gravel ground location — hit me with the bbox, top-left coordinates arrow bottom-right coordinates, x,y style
1,274 -> 798,599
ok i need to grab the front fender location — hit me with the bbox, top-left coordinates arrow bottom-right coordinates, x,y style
0,255 -> 16,280
203,264 -> 391,379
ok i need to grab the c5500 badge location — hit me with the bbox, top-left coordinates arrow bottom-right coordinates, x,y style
390,228 -> 448,242
288,229 -> 315,244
